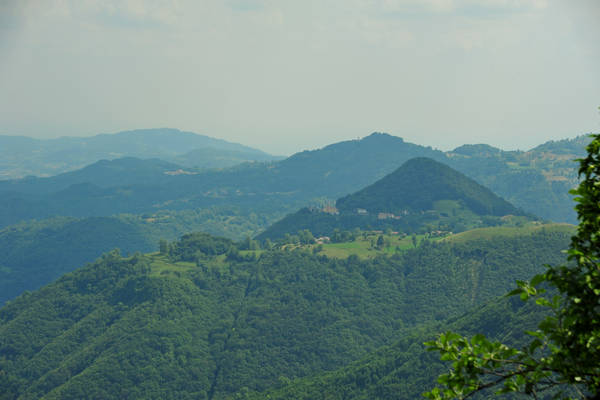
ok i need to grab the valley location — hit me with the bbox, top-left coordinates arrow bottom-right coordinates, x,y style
3,3 -> 598,397
0,128 -> 595,399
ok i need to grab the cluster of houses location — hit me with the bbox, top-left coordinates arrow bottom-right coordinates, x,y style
164,169 -> 197,176
321,205 -> 339,215
429,230 -> 452,237
355,209 -> 409,220
312,230 -> 451,245
315,205 -> 412,220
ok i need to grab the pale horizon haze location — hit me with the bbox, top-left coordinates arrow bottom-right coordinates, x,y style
1,0 -> 599,155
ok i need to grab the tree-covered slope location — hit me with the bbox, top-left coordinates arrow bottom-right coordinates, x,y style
0,225 -> 572,399
244,294 -> 544,400
0,207 -> 277,306
270,133 -> 445,196
0,217 -> 155,304
446,135 -> 591,223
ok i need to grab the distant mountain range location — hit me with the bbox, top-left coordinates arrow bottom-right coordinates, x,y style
0,128 -> 281,179
0,131 -> 590,230
0,157 -> 181,195
258,157 -> 529,240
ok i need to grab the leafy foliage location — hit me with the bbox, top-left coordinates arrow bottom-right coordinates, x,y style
424,134 -> 600,399
168,232 -> 234,261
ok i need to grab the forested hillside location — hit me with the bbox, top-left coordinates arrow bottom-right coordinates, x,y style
0,225 -> 572,399
446,135 -> 590,223
0,208 -> 275,305
0,133 -> 586,305
245,294 -> 543,400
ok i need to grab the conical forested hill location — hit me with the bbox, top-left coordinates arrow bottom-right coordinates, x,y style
257,158 -> 528,240
336,157 -> 520,216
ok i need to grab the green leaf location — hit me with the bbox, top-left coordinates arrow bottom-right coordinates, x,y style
530,274 -> 546,287
507,288 -> 523,297
535,297 -> 552,307
528,338 -> 543,354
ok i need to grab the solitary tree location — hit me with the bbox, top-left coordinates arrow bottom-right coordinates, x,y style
424,134 -> 600,399
376,234 -> 385,249
159,239 -> 169,255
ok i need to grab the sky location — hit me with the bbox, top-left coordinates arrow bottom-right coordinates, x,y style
0,0 -> 598,155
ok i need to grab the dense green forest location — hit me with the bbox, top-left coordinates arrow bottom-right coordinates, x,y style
0,225 -> 572,399
245,295 -> 543,400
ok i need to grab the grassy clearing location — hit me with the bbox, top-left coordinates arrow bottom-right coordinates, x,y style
443,223 -> 575,244
314,233 -> 439,259
239,250 -> 265,258
149,254 -> 197,276
309,224 -> 571,259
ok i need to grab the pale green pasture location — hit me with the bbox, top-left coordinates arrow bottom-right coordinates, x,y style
443,223 -> 575,244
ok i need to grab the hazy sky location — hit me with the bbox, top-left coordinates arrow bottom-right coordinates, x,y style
1,0 -> 598,155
